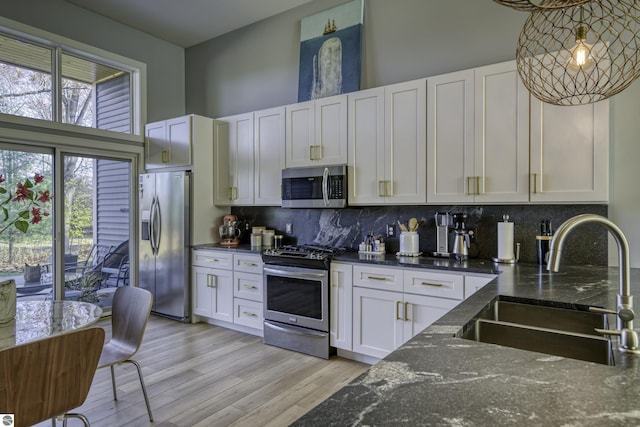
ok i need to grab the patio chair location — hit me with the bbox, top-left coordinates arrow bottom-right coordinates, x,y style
97,286 -> 154,421
0,327 -> 105,427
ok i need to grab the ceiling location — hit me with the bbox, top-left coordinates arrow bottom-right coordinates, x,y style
63,0 -> 313,48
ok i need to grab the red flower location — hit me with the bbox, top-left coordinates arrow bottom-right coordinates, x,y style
37,190 -> 51,203
30,207 -> 42,224
33,173 -> 44,184
0,174 -> 4,184
12,183 -> 32,202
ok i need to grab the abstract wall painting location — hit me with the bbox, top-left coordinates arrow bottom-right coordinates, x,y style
298,0 -> 364,102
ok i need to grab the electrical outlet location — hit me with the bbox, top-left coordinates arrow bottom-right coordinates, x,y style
387,223 -> 395,237
286,223 -> 293,234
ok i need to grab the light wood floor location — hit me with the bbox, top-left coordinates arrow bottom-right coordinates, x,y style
35,315 -> 367,427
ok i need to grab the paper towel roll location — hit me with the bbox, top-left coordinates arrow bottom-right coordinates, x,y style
497,221 -> 515,260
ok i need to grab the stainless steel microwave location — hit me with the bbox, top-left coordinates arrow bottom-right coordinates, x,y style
281,165 -> 347,208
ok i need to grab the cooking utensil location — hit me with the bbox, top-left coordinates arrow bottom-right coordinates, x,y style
408,218 -> 418,232
398,220 -> 408,232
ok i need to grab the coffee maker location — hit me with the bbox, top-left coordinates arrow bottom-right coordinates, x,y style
432,212 -> 451,257
451,213 -> 470,260
219,214 -> 243,247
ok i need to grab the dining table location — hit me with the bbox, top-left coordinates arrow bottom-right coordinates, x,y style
0,300 -> 103,348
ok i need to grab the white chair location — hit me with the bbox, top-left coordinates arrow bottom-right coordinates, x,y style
97,286 -> 154,421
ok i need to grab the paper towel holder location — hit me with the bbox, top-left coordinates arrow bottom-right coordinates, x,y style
492,214 -> 520,264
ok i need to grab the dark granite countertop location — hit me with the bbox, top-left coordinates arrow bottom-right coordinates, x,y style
294,263 -> 640,426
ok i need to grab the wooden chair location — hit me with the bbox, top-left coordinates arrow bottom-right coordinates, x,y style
0,327 -> 105,427
97,286 -> 154,421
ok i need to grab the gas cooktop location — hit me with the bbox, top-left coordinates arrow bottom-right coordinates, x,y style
262,244 -> 350,268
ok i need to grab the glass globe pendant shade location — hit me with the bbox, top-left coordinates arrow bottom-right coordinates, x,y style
516,1 -> 640,106
493,0 -> 590,12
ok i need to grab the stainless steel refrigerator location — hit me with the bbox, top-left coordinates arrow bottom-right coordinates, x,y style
139,171 -> 191,322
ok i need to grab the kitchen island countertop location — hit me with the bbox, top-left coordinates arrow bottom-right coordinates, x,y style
293,262 -> 640,426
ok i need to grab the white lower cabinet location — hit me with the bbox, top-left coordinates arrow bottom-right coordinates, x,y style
192,264 -> 234,322
350,263 -> 495,360
192,250 -> 263,334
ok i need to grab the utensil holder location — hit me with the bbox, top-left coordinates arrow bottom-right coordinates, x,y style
399,231 -> 419,254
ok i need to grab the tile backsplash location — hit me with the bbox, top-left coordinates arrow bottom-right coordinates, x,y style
232,204 -> 608,265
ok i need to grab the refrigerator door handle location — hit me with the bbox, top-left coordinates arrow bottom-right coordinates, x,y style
149,196 -> 156,255
154,195 -> 162,255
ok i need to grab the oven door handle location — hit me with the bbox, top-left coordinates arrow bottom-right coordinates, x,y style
264,321 -> 327,338
264,267 -> 327,279
322,166 -> 330,207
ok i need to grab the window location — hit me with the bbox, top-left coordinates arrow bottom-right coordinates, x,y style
0,27 -> 141,136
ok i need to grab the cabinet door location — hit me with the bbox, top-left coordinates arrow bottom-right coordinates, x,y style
353,287 -> 403,359
427,70 -> 475,203
144,120 -> 167,169
386,80 -> 427,204
315,94 -> 348,166
208,268 -> 234,322
166,116 -> 192,168
402,293 -> 459,343
192,266 -> 214,317
474,62 -> 529,203
285,101 -> 314,168
330,262 -> 353,350
530,99 -> 609,203
214,113 -> 254,205
254,107 -> 285,206
213,119 -> 232,205
348,87 -> 385,205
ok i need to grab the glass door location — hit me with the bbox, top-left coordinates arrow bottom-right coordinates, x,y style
0,147 -> 54,300
62,154 -> 131,309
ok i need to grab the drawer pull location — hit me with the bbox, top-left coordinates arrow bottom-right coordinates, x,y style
242,284 -> 258,289
421,281 -> 443,287
242,262 -> 257,267
367,275 -> 387,281
205,258 -> 220,263
243,311 -> 258,317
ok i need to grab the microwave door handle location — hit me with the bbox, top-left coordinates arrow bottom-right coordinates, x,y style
322,167 -> 330,207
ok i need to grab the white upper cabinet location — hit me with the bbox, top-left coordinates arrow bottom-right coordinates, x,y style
254,106 -> 285,206
427,61 -> 529,203
213,112 -> 255,206
529,98 -> 609,203
285,94 -> 347,168
348,79 -> 426,205
145,115 -> 192,169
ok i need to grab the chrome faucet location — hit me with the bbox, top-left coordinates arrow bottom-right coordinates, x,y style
547,214 -> 640,354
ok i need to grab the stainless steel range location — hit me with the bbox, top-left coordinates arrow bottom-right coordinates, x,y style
262,245 -> 347,359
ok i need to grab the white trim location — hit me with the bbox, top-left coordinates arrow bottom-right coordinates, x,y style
0,15 -> 147,136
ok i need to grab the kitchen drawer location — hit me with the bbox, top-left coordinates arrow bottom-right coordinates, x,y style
234,271 -> 263,302
234,253 -> 263,274
403,270 -> 464,300
192,250 -> 233,270
353,265 -> 403,292
234,298 -> 263,330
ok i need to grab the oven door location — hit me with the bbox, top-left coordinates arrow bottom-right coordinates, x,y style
263,265 -> 329,332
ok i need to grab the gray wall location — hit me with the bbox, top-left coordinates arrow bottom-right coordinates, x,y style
1,0 -> 186,123
185,0 -> 525,117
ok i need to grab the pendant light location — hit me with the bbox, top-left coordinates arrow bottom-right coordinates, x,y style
494,0 -> 589,12
516,0 -> 640,106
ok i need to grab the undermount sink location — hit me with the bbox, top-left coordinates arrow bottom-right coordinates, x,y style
458,296 -> 615,365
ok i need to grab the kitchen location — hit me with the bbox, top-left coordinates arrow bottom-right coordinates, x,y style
2,0 -> 640,425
